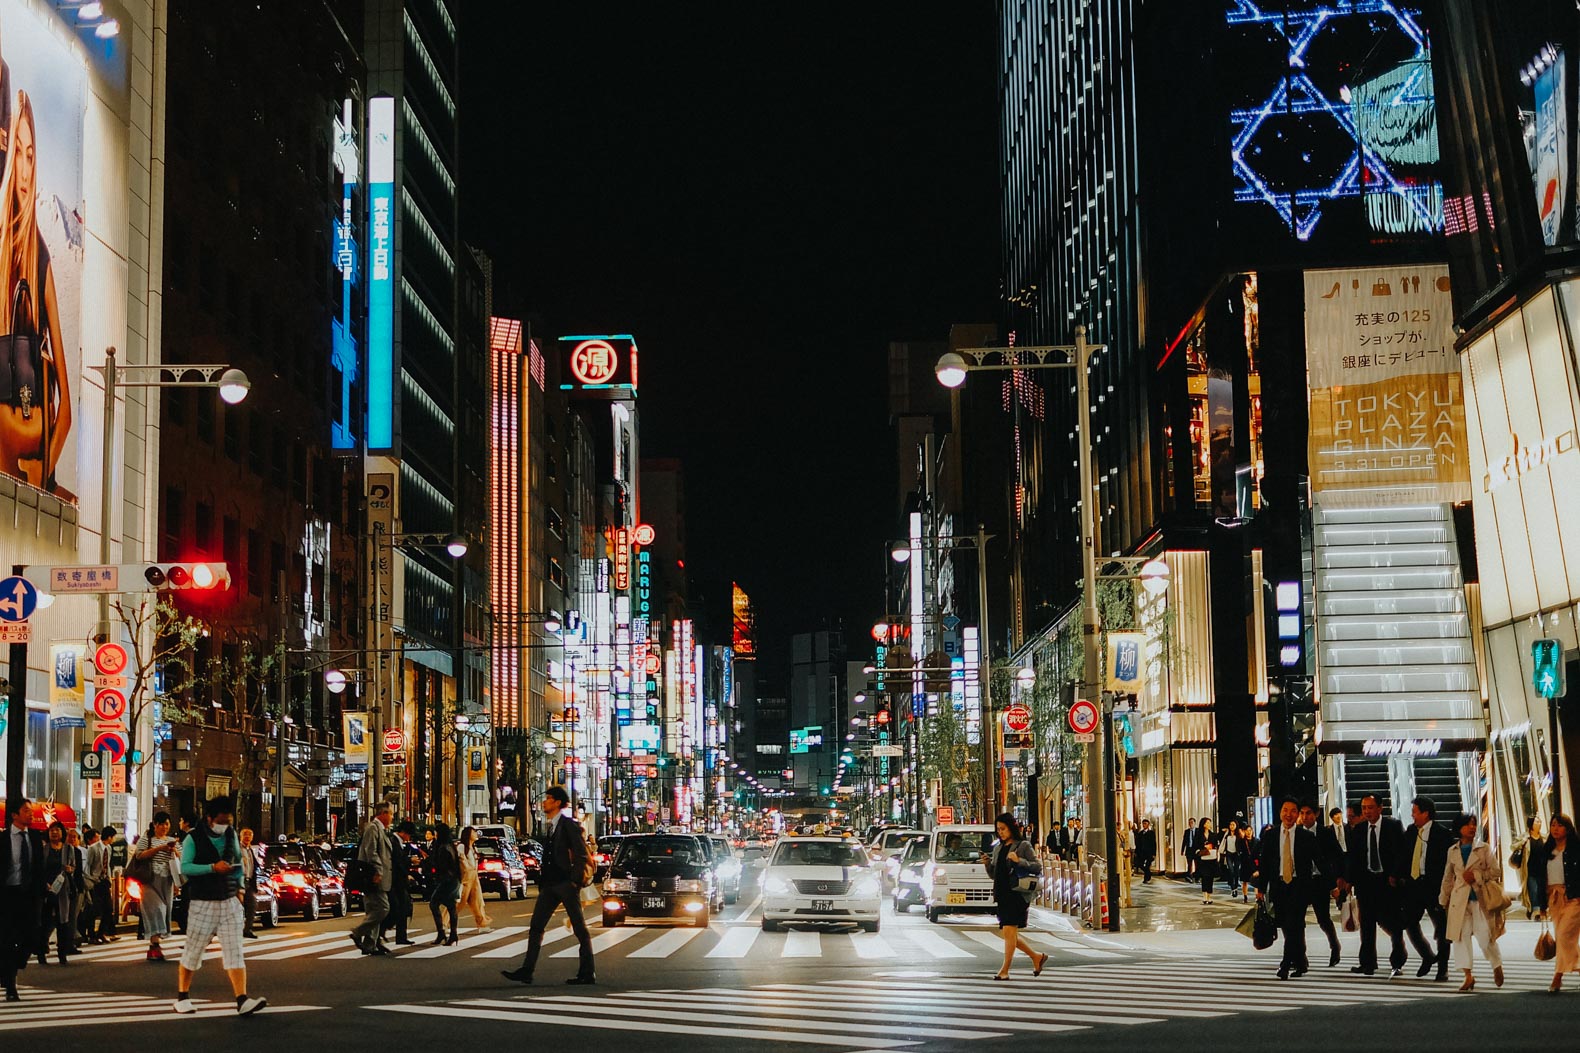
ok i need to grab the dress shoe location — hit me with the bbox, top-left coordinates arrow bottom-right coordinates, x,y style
1389,967 -> 1404,978
1292,967 -> 1308,978
500,969 -> 533,984
367,945 -> 390,956
1494,966 -> 1504,988
1350,966 -> 1375,975
349,934 -> 368,953
1328,947 -> 1340,968
396,939 -> 416,946
1416,954 -> 1436,978
565,976 -> 596,986
4,988 -> 18,1002
1277,964 -> 1290,980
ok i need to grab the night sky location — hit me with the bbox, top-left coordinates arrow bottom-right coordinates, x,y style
461,5 -> 999,676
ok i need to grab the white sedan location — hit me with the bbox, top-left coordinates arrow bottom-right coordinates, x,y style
760,837 -> 882,932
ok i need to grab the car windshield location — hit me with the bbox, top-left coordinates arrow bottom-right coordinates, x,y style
617,837 -> 702,865
709,839 -> 734,858
265,846 -> 314,867
475,841 -> 504,859
881,830 -> 921,851
741,846 -> 767,860
771,842 -> 869,868
900,839 -> 930,865
934,834 -> 987,863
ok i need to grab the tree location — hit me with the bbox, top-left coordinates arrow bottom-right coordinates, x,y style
108,596 -> 207,782
195,642 -> 279,825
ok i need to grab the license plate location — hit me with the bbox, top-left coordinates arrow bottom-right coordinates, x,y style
947,892 -> 967,905
643,896 -> 666,910
810,899 -> 834,912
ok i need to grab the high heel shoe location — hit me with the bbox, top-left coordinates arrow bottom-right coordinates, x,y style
1033,953 -> 1048,977
1551,975 -> 1564,994
1494,967 -> 1504,988
1457,974 -> 1474,993
991,974 -> 1010,981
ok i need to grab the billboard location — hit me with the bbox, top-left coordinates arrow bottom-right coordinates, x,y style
0,0 -> 86,501
1305,264 -> 1469,506
732,582 -> 755,657
366,96 -> 394,449
558,335 -> 638,396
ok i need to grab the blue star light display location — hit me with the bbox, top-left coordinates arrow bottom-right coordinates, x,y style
1229,0 -> 1443,242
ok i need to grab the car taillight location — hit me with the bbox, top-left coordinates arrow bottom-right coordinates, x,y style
278,872 -> 310,888
481,860 -> 503,871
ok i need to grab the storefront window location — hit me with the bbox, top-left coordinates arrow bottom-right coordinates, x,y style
1499,729 -> 1540,827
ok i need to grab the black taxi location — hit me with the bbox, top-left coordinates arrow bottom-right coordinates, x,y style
599,833 -> 714,928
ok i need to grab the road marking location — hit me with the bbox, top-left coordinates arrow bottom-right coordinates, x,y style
626,928 -> 703,958
848,932 -> 897,958
705,926 -> 759,958
474,927 -> 573,959
963,930 -> 1007,953
0,988 -> 325,1032
367,1002 -> 920,1048
754,985 -> 1174,1025
781,931 -> 820,957
892,927 -> 975,958
399,925 -> 528,959
728,893 -> 762,923
552,926 -> 638,958
251,931 -> 375,960
613,992 -> 1096,1033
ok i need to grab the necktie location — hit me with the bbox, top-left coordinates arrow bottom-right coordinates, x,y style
1411,831 -> 1425,880
1281,830 -> 1294,883
1369,824 -> 1381,873
20,831 -> 30,878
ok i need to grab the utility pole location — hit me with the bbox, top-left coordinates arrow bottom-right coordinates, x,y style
976,525 -> 995,823
274,570 -> 289,839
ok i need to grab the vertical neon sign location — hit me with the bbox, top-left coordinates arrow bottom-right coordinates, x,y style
331,99 -> 360,450
367,96 -> 396,449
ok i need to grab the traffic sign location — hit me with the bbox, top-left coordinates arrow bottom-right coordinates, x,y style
1003,703 -> 1032,732
92,729 -> 129,763
91,688 -> 127,721
0,623 -> 30,644
1073,732 -> 1096,743
94,642 -> 129,676
47,565 -> 121,594
936,806 -> 955,824
80,749 -> 105,778
382,727 -> 406,753
0,575 -> 38,622
110,762 -> 127,793
1068,698 -> 1100,735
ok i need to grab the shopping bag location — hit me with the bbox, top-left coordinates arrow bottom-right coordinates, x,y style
1536,922 -> 1557,962
1339,895 -> 1359,933
1235,906 -> 1259,940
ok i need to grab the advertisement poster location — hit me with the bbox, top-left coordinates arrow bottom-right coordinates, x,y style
1530,56 -> 1569,247
342,711 -> 369,771
1305,265 -> 1469,507
48,640 -> 83,729
0,0 -> 85,501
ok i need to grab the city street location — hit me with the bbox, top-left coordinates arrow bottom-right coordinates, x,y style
7,872 -> 1569,1053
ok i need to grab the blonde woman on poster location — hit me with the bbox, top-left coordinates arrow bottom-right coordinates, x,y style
0,90 -> 71,498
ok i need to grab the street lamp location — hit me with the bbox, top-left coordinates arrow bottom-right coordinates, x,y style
936,327 -> 1117,929
889,541 -> 911,563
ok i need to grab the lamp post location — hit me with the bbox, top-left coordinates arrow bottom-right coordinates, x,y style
90,348 -> 248,828
450,712 -> 493,825
937,328 -> 1110,882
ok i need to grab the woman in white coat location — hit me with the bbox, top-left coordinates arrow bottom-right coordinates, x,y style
1438,813 -> 1504,992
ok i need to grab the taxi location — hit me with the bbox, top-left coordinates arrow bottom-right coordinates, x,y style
760,835 -> 882,932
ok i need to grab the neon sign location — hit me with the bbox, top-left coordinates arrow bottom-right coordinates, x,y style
559,335 -> 638,394
570,340 -> 619,385
366,95 -> 395,448
613,526 -> 631,591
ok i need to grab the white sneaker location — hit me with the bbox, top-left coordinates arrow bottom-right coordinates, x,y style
237,996 -> 268,1016
173,997 -> 197,1015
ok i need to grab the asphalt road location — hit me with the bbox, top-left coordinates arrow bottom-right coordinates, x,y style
9,866 -> 1575,1051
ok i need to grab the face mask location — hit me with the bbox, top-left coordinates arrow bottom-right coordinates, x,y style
210,823 -> 230,835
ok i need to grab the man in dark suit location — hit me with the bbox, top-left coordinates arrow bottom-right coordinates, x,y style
1181,819 -> 1199,879
1,801 -> 45,1001
1299,802 -> 1343,967
1257,797 -> 1318,979
502,786 -> 594,986
382,822 -> 416,946
1044,822 -> 1067,861
1337,794 -> 1410,976
1399,796 -> 1452,980
1135,819 -> 1158,883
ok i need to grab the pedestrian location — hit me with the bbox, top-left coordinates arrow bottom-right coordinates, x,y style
172,796 -> 266,1016
63,826 -> 87,953
238,828 -> 258,939
1257,797 -> 1316,980
426,824 -> 461,946
132,812 -> 179,963
383,821 -> 415,946
103,825 -> 126,940
1298,802 -> 1342,968
1181,818 -> 1198,879
1329,807 -> 1350,857
501,786 -> 596,986
1400,796 -> 1451,980
1,800 -> 44,1001
79,827 -> 107,944
1045,820 -> 1066,862
1336,794 -> 1409,976
1531,812 -> 1580,993
983,812 -> 1048,980
1070,819 -> 1085,866
1196,818 -> 1218,903
1513,816 -> 1543,919
1134,818 -> 1157,883
37,821 -> 79,964
1438,812 -> 1504,993
457,826 -> 494,933
1221,820 -> 1244,899
348,802 -> 394,956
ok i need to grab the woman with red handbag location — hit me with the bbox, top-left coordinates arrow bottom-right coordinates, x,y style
1531,812 -> 1580,993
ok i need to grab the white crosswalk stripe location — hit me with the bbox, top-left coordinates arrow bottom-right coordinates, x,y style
0,987 -> 325,1031
552,926 -> 639,958
626,927 -> 703,958
401,925 -> 529,959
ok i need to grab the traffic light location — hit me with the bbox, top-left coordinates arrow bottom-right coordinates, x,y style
875,707 -> 891,726
1533,638 -> 1566,699
143,562 -> 231,591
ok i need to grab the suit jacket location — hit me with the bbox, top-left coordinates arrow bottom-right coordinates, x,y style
1346,816 -> 1409,886
1134,828 -> 1157,857
1256,824 -> 1318,894
540,813 -> 590,886
1181,828 -> 1199,857
1402,821 -> 1453,905
387,833 -> 410,895
358,820 -> 393,891
1045,829 -> 1068,854
0,824 -> 45,894
1311,826 -> 1344,891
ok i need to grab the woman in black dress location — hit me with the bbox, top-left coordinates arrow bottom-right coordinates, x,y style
983,812 -> 1049,979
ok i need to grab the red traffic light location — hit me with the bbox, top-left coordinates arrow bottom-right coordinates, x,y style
144,562 -> 231,591
875,709 -> 891,725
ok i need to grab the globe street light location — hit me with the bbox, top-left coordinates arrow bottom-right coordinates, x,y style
934,352 -> 969,389
889,541 -> 912,563
1140,558 -> 1172,597
444,533 -> 470,558
218,368 -> 251,404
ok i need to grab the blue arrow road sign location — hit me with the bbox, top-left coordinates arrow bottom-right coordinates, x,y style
0,575 -> 39,622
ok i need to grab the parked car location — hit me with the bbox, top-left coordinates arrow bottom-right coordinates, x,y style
263,843 -> 348,920
474,836 -> 530,899
600,833 -> 714,928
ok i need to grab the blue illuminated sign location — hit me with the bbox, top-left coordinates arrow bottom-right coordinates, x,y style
332,100 -> 360,451
366,96 -> 395,449
1228,1 -> 1441,242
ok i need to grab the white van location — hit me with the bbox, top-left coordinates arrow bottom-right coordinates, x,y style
922,824 -> 997,923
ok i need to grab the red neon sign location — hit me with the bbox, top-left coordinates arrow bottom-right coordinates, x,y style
613,526 -> 631,590
632,523 -> 655,546
569,339 -> 620,385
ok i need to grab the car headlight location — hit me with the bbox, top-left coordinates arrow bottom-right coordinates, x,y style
719,859 -> 742,878
604,877 -> 635,892
762,874 -> 791,896
676,879 -> 706,893
851,875 -> 881,897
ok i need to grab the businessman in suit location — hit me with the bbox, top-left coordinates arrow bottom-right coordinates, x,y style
1181,819 -> 1199,879
503,786 -> 594,986
1299,802 -> 1343,967
1258,797 -> 1318,979
1399,796 -> 1453,980
1,801 -> 45,1001
1337,794 -> 1410,976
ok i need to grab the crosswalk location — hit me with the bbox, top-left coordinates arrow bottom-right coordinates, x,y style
365,954 -> 1569,1050
0,987 -> 325,1032
61,917 -> 1127,968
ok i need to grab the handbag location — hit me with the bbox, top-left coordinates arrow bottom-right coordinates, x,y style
1509,842 -> 1525,869
123,838 -> 156,884
1251,898 -> 1279,950
1536,921 -> 1557,962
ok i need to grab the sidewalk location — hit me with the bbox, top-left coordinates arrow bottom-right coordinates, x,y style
1118,873 -> 1250,931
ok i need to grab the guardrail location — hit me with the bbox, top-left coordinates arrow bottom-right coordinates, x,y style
1035,850 -> 1109,929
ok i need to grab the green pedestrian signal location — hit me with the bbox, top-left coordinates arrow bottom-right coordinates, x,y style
1533,638 -> 1566,699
